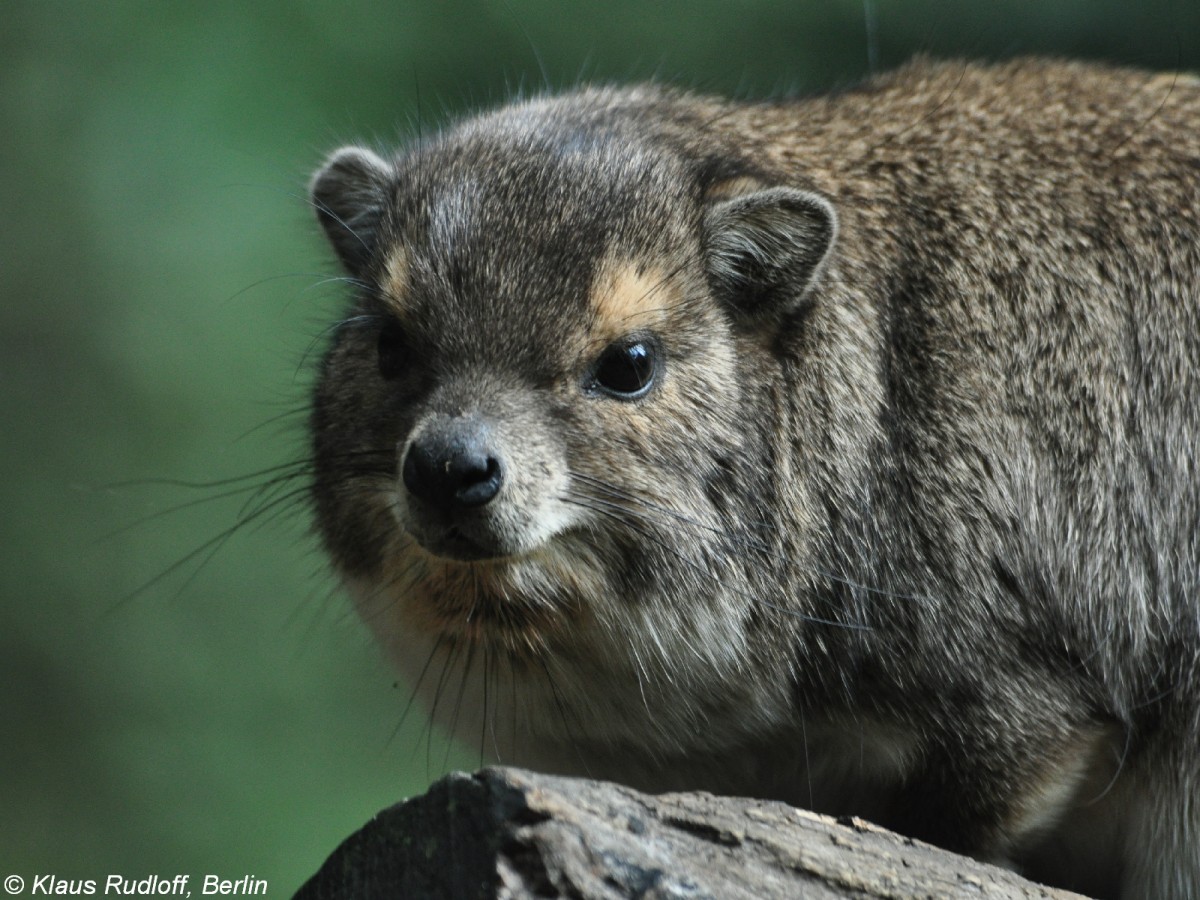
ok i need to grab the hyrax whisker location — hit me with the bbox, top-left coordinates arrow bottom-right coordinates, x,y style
233,473 -> 317,523
419,638 -> 463,778
533,652 -> 596,781
118,475 -> 321,609
100,472 -> 308,544
348,553 -> 423,631
479,646 -> 493,769
443,638 -> 479,773
562,493 -> 870,632
223,271 -> 365,306
388,631 -> 447,748
307,197 -> 374,258
569,476 -> 932,610
230,406 -> 312,444
105,460 -> 315,494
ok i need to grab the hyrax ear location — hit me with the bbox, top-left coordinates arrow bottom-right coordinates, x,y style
703,187 -> 837,321
309,146 -> 394,277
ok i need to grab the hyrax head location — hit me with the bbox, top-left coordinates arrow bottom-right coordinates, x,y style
309,89 -> 836,659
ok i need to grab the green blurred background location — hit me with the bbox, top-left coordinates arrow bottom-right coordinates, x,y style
4,0 -> 1197,894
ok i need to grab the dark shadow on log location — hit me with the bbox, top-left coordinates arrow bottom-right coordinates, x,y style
295,767 -> 1088,899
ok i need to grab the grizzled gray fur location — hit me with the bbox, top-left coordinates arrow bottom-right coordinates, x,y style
307,59 -> 1200,898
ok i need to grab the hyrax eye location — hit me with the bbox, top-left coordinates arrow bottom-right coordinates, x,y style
376,318 -> 406,380
589,338 -> 658,399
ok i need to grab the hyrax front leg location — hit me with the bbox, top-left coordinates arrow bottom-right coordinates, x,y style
886,710 -> 1124,884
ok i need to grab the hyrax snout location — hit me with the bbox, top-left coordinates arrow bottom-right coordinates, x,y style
396,396 -> 568,562
401,413 -> 506,557
308,59 -> 1200,899
402,416 -> 504,513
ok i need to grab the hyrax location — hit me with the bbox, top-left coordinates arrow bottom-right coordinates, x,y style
308,58 -> 1200,898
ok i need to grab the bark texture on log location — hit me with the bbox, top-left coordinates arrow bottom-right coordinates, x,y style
294,766 -> 1086,899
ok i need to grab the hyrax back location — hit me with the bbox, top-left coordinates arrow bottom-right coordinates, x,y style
308,59 -> 1200,898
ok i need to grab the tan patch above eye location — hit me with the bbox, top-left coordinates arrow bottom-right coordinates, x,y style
589,258 -> 681,344
381,247 -> 410,312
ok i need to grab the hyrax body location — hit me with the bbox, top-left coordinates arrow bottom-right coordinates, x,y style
309,59 -> 1200,898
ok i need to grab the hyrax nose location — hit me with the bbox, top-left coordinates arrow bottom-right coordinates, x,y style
402,417 -> 504,510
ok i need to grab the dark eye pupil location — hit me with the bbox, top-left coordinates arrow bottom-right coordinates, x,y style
377,319 -> 405,380
595,341 -> 655,397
